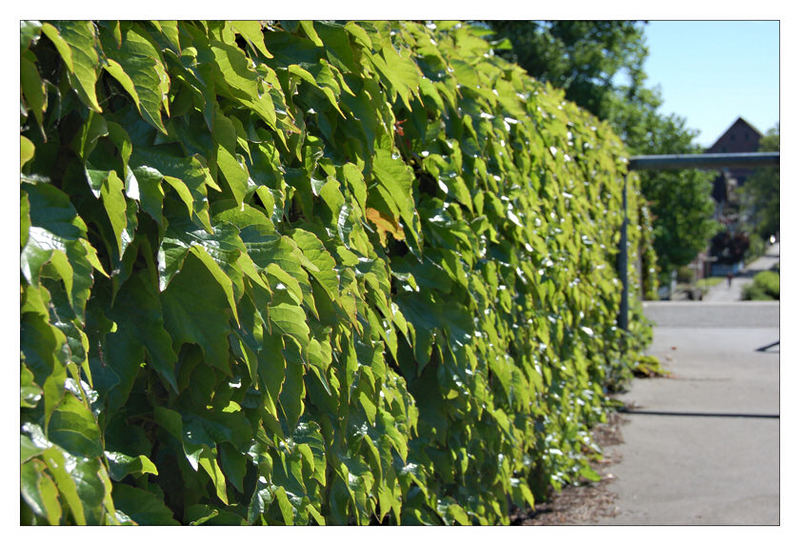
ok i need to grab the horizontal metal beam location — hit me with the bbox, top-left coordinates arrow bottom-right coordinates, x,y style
628,152 -> 779,171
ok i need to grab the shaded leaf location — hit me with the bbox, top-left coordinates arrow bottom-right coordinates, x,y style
112,483 -> 180,525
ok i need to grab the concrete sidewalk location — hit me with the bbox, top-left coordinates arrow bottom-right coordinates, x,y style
597,301 -> 779,525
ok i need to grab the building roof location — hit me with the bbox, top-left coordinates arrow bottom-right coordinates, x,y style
706,117 -> 763,154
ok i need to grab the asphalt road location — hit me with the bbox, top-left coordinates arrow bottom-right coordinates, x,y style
597,301 -> 779,525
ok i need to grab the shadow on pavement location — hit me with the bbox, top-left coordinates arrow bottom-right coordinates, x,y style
618,408 -> 779,419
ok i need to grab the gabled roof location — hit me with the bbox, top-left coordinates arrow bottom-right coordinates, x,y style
706,117 -> 763,153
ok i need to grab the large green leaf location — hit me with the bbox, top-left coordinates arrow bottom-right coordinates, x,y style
371,149 -> 420,246
269,302 -> 310,347
47,394 -> 103,458
290,228 -> 339,302
107,270 -> 179,391
20,311 -> 68,426
42,21 -> 102,112
39,446 -> 86,524
21,459 -> 62,524
161,251 -> 235,374
112,483 -> 180,525
20,51 -> 47,130
102,25 -> 170,133
209,39 -> 277,128
103,58 -> 140,111
229,21 -> 273,59
216,144 -> 250,206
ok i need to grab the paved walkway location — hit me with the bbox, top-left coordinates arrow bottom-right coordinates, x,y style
703,242 -> 780,302
597,301 -> 779,525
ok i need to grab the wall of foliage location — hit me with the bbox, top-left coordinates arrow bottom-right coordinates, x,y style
20,20 -> 654,525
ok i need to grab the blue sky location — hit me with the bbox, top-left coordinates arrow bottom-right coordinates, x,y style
639,20 -> 779,149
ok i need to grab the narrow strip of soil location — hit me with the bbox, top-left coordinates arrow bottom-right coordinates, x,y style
510,411 -> 628,525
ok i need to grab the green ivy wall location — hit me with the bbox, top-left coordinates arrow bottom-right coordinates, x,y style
20,20 -> 654,525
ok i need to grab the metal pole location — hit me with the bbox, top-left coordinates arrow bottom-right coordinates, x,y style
617,179 -> 629,331
629,152 -> 779,171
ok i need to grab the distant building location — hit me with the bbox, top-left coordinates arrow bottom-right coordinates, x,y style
705,117 -> 763,208
702,117 -> 763,278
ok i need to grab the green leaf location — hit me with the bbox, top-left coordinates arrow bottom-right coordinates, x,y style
247,479 -> 273,524
20,184 -> 96,319
131,147 -> 217,230
371,149 -> 420,246
40,446 -> 86,525
20,312 -> 68,426
269,302 -> 310,346
161,251 -> 234,374
21,459 -> 62,524
153,407 -> 199,468
70,457 -> 112,525
229,21 -> 273,58
43,21 -> 102,112
186,504 -> 221,525
107,270 -> 179,392
374,44 -> 421,110
48,394 -> 103,458
21,363 -> 43,409
103,58 -> 141,111
216,145 -> 250,206
219,443 -> 247,493
112,483 -> 180,525
102,26 -> 170,133
289,64 -> 345,117
257,333 -> 286,418
21,135 -> 35,168
20,52 -> 47,131
105,451 -> 159,481
198,448 -> 229,505
21,193 -> 31,249
342,162 -> 367,211
20,20 -> 42,52
210,39 -> 277,128
291,228 -> 339,302
20,213 -> 95,321
279,340 -> 306,430
21,182 -> 84,242
315,22 -> 359,74
190,246 -> 240,325
100,170 -> 129,255
274,486 -> 295,524
344,22 -> 372,49
130,165 -> 164,223
265,263 -> 303,306
151,20 -> 180,51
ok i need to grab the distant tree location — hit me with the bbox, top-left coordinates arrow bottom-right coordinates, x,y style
615,99 -> 720,275
486,20 -> 721,280
487,21 -> 648,121
739,124 -> 779,240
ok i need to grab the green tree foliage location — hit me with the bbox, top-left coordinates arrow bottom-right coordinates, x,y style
627,112 -> 719,275
487,21 -> 648,122
487,21 -> 719,283
739,124 -> 779,240
20,20 -> 653,525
